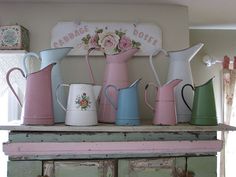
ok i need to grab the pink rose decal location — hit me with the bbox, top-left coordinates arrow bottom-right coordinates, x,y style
98,32 -> 120,55
82,29 -> 141,55
118,35 -> 132,52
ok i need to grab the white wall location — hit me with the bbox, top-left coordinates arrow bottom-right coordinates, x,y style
0,3 -> 189,120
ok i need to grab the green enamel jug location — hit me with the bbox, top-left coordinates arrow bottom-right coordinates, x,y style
181,77 -> 217,125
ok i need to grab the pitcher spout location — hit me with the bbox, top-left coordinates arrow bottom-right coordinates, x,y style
168,43 -> 204,62
40,47 -> 73,63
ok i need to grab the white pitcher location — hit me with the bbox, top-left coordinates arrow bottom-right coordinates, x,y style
167,43 -> 204,122
56,84 -> 101,126
149,43 -> 204,123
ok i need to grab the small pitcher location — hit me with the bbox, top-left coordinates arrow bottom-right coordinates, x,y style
145,79 -> 182,125
181,77 -> 217,125
6,63 -> 56,125
105,78 -> 141,126
56,84 -> 101,126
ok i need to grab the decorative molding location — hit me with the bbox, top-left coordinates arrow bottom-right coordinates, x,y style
3,140 -> 223,156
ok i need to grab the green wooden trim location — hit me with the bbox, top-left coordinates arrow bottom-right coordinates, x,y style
8,152 -> 217,161
1,123 -> 235,132
9,131 -> 216,142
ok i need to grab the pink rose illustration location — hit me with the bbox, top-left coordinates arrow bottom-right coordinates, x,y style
82,29 -> 141,55
118,35 -> 132,52
98,32 -> 120,55
89,34 -> 100,49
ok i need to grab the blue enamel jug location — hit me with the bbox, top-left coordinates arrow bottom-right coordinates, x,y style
105,78 -> 141,126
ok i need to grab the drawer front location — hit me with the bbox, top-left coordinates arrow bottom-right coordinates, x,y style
118,157 -> 186,177
8,161 -> 42,177
187,156 -> 217,177
44,160 -> 116,177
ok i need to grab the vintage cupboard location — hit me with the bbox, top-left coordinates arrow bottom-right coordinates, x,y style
1,124 -> 234,177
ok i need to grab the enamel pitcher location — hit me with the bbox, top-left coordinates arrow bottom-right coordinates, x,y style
23,47 -> 73,123
98,48 -> 139,123
181,77 -> 217,125
6,63 -> 56,125
149,43 -> 204,123
104,78 -> 141,126
56,84 -> 101,126
145,79 -> 182,125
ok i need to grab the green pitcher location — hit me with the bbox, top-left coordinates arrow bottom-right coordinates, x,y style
181,77 -> 217,125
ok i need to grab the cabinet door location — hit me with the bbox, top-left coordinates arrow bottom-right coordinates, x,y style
187,156 -> 217,177
45,160 -> 116,177
8,161 -> 42,177
118,158 -> 186,177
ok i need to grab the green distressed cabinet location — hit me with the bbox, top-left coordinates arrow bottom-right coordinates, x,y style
1,124 -> 235,177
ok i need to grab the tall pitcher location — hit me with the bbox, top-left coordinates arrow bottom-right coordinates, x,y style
166,43 -> 204,123
98,48 -> 139,123
23,47 -> 73,123
6,63 -> 56,125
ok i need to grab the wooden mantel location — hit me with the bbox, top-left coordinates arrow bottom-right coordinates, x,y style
0,123 -> 235,132
1,123 -> 235,160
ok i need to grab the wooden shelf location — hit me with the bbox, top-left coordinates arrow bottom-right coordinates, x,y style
0,123 -> 235,132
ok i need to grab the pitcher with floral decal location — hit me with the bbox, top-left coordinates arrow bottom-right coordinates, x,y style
82,28 -> 140,123
56,83 -> 101,126
23,47 -> 73,123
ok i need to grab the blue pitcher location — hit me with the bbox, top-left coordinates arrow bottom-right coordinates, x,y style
105,78 -> 141,126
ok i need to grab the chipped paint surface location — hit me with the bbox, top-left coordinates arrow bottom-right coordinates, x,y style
50,160 -> 116,177
119,158 -> 186,177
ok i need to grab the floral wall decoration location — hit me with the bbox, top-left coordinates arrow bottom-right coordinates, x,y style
51,21 -> 162,56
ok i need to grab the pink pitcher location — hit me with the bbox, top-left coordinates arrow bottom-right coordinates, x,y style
145,79 -> 182,125
98,48 -> 139,123
6,63 -> 56,125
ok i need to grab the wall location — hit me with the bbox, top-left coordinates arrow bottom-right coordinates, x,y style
190,29 -> 236,122
0,3 -> 189,120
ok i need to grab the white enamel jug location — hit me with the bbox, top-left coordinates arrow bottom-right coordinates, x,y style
167,43 -> 204,122
56,84 -> 101,126
149,43 -> 204,123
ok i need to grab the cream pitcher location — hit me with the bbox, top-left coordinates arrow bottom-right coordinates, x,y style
6,63 -> 56,125
56,84 -> 101,126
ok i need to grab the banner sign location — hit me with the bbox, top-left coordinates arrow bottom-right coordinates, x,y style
51,21 -> 162,56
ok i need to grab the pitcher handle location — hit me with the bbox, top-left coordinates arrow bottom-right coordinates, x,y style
149,48 -> 167,87
181,84 -> 194,111
85,48 -> 97,84
144,82 -> 157,111
56,84 -> 70,111
6,67 -> 25,107
104,85 -> 118,110
23,52 -> 40,77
